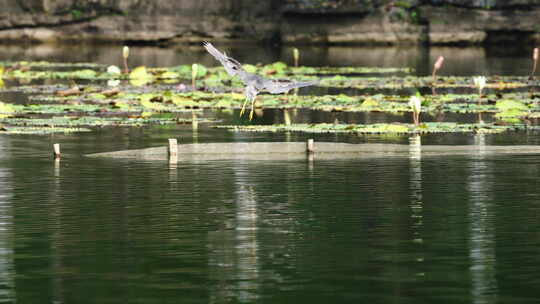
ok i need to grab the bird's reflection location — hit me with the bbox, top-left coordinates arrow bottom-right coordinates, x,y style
208,165 -> 260,303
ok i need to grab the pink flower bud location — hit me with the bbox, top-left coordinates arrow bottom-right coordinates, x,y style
534,48 -> 538,61
434,56 -> 444,71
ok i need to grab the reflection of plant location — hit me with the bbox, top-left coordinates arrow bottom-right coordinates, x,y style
293,48 -> 300,67
530,48 -> 538,79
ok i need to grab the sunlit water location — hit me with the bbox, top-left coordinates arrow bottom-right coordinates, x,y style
0,44 -> 539,303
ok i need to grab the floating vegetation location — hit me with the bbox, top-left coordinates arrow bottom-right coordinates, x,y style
217,122 -> 533,135
1,58 -> 540,136
494,99 -> 530,122
0,126 -> 91,134
0,60 -> 536,93
0,101 -> 15,115
19,89 -> 540,119
0,114 -> 207,128
0,60 -> 104,69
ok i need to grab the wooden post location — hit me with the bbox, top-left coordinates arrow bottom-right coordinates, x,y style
168,139 -> 177,156
168,138 -> 178,165
306,139 -> 314,153
53,143 -> 60,159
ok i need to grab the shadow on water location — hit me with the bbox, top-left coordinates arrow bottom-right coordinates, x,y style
255,109 -> 487,125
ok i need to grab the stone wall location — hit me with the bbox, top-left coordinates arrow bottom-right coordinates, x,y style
0,0 -> 280,43
281,0 -> 540,45
0,0 -> 539,45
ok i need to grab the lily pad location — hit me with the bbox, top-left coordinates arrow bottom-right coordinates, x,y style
217,122 -> 522,135
0,126 -> 91,134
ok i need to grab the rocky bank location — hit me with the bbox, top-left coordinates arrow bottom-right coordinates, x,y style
0,0 -> 540,45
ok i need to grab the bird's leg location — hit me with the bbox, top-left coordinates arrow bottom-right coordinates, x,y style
239,98 -> 249,117
249,96 -> 257,121
241,85 -> 256,118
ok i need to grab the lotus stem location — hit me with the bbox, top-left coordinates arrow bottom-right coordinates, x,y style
122,46 -> 130,74
432,56 -> 444,82
293,48 -> 300,67
473,76 -> 486,98
409,95 -> 422,126
191,63 -> 198,91
284,109 -> 291,125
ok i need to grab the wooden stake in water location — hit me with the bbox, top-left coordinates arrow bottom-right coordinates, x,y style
168,138 -> 178,164
168,139 -> 178,156
53,143 -> 60,159
307,139 -> 314,153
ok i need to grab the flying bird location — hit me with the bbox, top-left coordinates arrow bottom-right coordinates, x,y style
203,41 -> 318,120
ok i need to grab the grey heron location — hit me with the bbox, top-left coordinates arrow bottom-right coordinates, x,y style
203,41 -> 318,120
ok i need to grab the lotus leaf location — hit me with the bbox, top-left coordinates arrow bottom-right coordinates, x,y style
495,99 -> 528,111
129,66 -> 152,80
217,122 -> 518,135
191,64 -> 207,78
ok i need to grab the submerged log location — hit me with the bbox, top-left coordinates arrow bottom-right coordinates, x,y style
86,142 -> 540,162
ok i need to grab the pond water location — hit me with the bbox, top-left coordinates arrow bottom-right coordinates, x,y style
0,44 -> 540,303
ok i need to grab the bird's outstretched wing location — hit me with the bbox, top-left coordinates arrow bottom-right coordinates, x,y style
203,41 -> 246,78
262,79 -> 319,94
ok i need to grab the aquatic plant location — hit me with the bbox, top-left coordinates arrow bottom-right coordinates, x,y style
0,114 -> 209,129
123,46 -> 130,74
4,56 -> 540,136
129,66 -> 153,86
432,56 -> 444,82
408,94 -> 422,126
107,65 -> 121,75
0,126 -> 91,134
494,99 -> 528,122
0,101 -> 14,118
473,76 -> 486,96
217,122 -> 519,135
192,63 -> 198,91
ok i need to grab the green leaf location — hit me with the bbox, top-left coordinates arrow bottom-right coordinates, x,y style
495,99 -> 528,111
